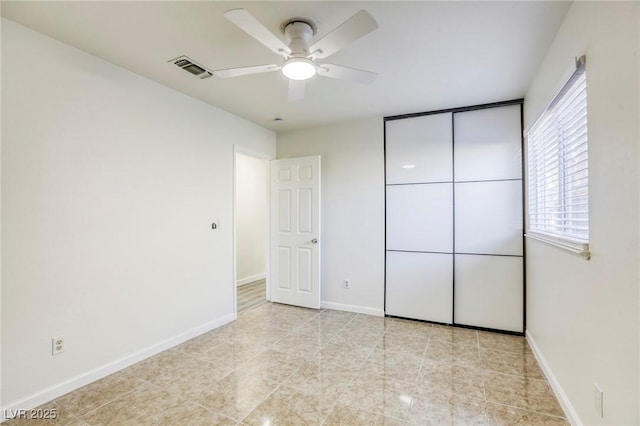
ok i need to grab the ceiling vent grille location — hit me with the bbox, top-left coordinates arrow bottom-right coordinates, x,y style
169,55 -> 213,79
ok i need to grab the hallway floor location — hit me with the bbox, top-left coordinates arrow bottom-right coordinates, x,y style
9,303 -> 567,425
237,280 -> 267,313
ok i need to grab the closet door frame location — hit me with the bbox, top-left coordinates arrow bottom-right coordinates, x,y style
383,98 -> 526,336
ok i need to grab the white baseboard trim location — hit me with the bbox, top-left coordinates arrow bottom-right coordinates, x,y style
321,301 -> 384,317
236,273 -> 266,287
1,313 -> 235,422
526,330 -> 581,425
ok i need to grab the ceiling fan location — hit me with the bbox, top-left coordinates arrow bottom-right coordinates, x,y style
213,9 -> 379,101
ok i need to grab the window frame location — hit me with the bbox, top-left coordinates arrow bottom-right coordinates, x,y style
525,55 -> 590,259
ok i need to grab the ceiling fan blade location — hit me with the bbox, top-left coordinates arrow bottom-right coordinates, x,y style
288,79 -> 306,102
224,9 -> 291,57
213,64 -> 280,78
309,10 -> 378,59
317,64 -> 378,84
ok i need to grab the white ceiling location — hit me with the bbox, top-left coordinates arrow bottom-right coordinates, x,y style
1,1 -> 571,132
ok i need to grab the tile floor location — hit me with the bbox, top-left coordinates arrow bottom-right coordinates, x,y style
7,303 -> 568,425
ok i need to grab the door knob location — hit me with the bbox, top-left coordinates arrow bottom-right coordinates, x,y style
311,238 -> 318,244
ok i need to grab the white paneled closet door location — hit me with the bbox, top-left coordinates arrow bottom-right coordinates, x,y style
385,113 -> 454,324
453,104 -> 523,332
385,102 -> 524,333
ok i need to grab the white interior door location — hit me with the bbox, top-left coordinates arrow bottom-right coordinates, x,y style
385,112 -> 454,323
270,156 -> 321,309
452,105 -> 524,332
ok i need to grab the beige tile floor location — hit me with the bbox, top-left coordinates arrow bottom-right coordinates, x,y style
7,303 -> 568,425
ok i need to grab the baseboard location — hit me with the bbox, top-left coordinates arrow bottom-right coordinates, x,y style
236,273 -> 266,287
526,330 -> 581,425
321,301 -> 384,317
1,313 -> 235,422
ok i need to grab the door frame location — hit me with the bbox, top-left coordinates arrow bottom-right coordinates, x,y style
232,145 -> 274,318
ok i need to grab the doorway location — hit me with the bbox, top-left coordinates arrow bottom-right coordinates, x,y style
234,150 -> 270,314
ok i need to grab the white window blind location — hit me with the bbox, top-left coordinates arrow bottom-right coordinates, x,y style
526,56 -> 589,257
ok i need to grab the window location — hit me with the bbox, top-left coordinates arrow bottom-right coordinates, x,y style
526,56 -> 590,258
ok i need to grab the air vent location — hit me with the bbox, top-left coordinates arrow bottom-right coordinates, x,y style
169,55 -> 213,79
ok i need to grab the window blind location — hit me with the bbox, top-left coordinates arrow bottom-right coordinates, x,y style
527,57 -> 589,252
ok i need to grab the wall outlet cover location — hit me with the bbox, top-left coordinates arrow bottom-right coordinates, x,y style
52,337 -> 64,355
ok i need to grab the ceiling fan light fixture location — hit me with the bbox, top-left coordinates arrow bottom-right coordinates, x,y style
282,58 -> 316,80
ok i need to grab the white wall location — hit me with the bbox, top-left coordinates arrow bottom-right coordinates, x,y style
524,2 -> 639,425
1,19 -> 275,411
277,118 -> 385,316
0,17 -> 4,413
235,153 -> 268,286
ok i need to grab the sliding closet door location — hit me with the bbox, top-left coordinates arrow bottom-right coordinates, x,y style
453,105 -> 523,332
385,102 -> 524,333
385,113 -> 453,323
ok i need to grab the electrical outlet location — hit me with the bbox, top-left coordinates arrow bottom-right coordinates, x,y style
343,279 -> 351,289
594,383 -> 603,418
52,337 -> 64,355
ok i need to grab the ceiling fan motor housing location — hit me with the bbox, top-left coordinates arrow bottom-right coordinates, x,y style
284,20 -> 315,56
